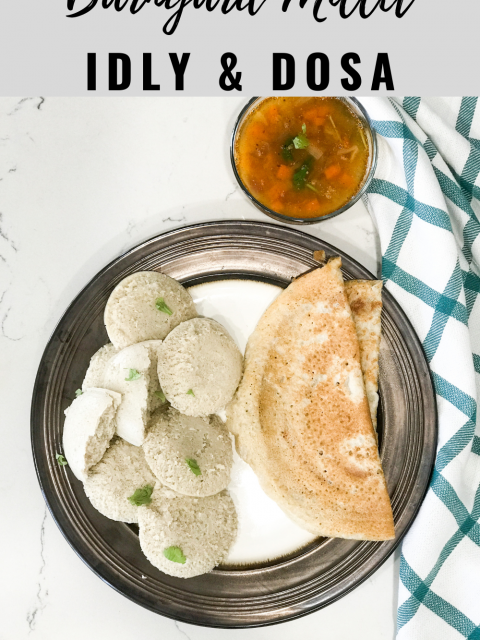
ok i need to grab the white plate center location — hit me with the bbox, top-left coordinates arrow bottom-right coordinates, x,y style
189,279 -> 318,565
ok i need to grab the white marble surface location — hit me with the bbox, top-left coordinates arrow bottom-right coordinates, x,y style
0,97 -> 397,639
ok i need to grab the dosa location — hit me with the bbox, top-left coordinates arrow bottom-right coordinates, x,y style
345,279 -> 383,431
227,258 -> 394,541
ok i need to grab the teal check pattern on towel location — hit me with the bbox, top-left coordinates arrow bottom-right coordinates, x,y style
358,98 -> 480,639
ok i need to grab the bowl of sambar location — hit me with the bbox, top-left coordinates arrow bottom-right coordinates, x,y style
231,97 -> 377,224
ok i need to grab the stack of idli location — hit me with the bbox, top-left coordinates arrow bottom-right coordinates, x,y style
61,271 -> 242,578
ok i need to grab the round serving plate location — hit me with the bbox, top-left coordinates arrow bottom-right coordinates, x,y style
31,220 -> 437,628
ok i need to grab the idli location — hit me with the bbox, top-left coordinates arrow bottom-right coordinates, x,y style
63,387 -> 121,481
104,271 -> 197,350
103,340 -> 165,446
138,486 -> 237,578
82,343 -> 118,390
158,318 -> 243,417
143,407 -> 232,497
84,437 -> 157,523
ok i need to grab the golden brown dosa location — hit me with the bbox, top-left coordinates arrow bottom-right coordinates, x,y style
345,279 -> 383,431
227,258 -> 394,541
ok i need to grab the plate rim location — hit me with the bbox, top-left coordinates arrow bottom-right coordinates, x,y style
31,220 -> 438,628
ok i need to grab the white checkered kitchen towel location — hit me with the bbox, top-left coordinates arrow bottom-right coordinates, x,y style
358,98 -> 480,639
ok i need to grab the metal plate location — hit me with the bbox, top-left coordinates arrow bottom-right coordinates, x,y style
31,221 -> 437,628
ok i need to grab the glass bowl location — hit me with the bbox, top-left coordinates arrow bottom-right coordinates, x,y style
230,97 -> 378,225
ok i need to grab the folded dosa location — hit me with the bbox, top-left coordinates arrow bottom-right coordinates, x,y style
227,258 -> 394,541
345,279 -> 383,431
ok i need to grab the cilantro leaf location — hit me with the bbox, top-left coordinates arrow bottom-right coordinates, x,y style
155,297 -> 173,316
293,123 -> 309,150
281,137 -> 295,162
154,389 -> 166,403
293,156 -> 314,190
75,389 -> 83,397
293,134 -> 309,149
186,389 -> 195,397
128,484 -> 153,506
163,546 -> 186,564
56,453 -> 68,467
185,458 -> 201,476
125,368 -> 141,381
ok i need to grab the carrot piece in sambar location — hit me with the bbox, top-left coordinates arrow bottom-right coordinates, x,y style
338,172 -> 356,188
277,165 -> 294,180
324,164 -> 342,180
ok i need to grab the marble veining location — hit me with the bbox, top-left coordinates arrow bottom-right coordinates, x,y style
162,214 -> 187,224
26,508 -> 48,632
0,97 -> 395,640
225,186 -> 237,201
175,621 -> 193,640
8,96 -> 45,115
0,212 -> 18,252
